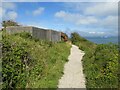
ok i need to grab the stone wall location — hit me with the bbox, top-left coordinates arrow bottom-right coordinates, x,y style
32,27 -> 47,40
51,30 -> 61,42
6,26 -> 33,35
6,26 -> 61,42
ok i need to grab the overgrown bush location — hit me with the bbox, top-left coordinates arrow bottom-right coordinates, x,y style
2,32 -> 30,88
71,32 -> 118,88
2,32 -> 71,88
15,32 -> 32,39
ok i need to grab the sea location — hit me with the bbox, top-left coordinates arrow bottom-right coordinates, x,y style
84,37 -> 118,44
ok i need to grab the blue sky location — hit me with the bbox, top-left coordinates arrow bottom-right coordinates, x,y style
1,2 -> 118,37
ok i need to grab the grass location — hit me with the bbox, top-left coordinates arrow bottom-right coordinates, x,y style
0,31 -> 2,89
2,31 -> 118,88
83,44 -> 118,88
2,31 -> 71,88
71,32 -> 119,88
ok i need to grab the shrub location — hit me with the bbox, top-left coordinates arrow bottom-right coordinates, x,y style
2,33 -> 30,88
70,32 -> 118,88
2,32 -> 71,88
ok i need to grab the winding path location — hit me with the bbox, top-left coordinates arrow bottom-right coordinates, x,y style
58,45 -> 86,88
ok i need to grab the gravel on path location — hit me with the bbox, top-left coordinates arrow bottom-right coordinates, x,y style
58,45 -> 86,88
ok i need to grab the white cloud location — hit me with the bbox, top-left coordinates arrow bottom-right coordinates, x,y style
0,7 -> 2,18
55,11 -> 98,25
63,3 -> 93,12
3,2 -> 16,10
97,32 -> 105,34
77,16 -> 98,25
84,3 -> 118,16
100,16 -> 118,29
55,9 -> 118,30
64,2 -> 118,16
1,2 -> 18,21
7,11 -> 18,20
33,7 -> 45,16
55,11 -> 66,17
89,31 -> 105,34
89,32 -> 96,34
0,6 -> 6,22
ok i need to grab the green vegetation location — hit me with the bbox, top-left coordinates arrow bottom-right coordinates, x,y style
71,32 -> 119,88
1,20 -> 19,28
0,30 -> 2,89
2,31 -> 71,89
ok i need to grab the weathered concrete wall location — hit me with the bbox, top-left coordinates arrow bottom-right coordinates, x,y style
32,27 -> 61,42
46,30 -> 52,41
6,26 -> 61,42
6,26 -> 33,34
51,30 -> 61,42
32,27 -> 47,40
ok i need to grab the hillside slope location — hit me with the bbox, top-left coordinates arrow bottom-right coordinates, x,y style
71,32 -> 118,88
2,31 -> 71,88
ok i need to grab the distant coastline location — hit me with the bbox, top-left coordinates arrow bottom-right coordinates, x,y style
84,36 -> 118,44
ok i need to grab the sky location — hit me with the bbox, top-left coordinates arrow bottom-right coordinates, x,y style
0,1 -> 118,37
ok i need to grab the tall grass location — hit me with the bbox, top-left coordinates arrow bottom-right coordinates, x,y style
2,31 -> 71,88
71,32 -> 118,88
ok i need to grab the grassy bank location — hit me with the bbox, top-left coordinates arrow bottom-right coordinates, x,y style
71,32 -> 118,88
2,31 -> 71,88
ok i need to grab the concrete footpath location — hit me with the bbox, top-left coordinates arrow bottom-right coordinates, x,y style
58,45 -> 86,88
